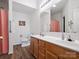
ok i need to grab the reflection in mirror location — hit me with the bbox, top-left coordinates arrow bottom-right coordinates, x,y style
50,0 -> 67,32
40,0 -> 79,33
40,0 -> 68,32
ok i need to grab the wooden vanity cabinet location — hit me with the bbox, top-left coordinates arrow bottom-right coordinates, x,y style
46,42 -> 66,56
33,38 -> 39,59
59,57 -> 79,59
39,40 -> 46,59
30,37 -> 79,59
59,49 -> 79,59
30,37 -> 34,54
46,42 -> 79,59
46,42 -> 63,59
46,50 -> 58,59
30,37 -> 39,59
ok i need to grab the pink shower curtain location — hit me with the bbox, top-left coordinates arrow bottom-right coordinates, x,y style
0,9 -> 8,54
50,20 -> 60,32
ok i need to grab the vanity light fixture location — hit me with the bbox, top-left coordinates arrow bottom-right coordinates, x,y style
53,4 -> 56,7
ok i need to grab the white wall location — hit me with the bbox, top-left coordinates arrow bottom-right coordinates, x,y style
9,0 -> 13,54
40,10 -> 50,32
9,0 -> 40,54
12,11 -> 30,45
69,0 -> 79,33
63,0 -> 79,32
13,0 -> 37,9
30,11 -> 41,34
73,8 -> 79,33
62,0 -> 79,41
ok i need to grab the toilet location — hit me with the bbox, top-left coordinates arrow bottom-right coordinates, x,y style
20,33 -> 30,47
21,39 -> 30,47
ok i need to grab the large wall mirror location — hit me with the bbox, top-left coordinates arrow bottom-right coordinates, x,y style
40,0 -> 79,33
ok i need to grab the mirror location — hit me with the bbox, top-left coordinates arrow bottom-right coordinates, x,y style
40,0 -> 79,33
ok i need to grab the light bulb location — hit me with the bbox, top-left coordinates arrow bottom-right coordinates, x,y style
53,4 -> 56,7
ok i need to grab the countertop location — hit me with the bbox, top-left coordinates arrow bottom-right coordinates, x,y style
31,35 -> 79,52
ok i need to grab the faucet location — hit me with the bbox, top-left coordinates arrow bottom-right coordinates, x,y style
62,32 -> 65,40
40,33 -> 45,37
67,35 -> 73,42
40,32 -> 45,37
62,33 -> 73,42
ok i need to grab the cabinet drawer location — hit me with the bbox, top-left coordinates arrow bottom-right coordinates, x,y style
61,48 -> 79,59
30,38 -> 34,54
39,40 -> 46,55
39,40 -> 45,47
39,48 -> 45,54
34,46 -> 38,58
39,51 -> 45,59
46,50 -> 58,59
46,42 -> 65,55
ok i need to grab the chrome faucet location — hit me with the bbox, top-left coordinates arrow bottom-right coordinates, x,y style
40,32 -> 45,37
62,32 -> 64,40
67,35 -> 73,41
62,33 -> 73,42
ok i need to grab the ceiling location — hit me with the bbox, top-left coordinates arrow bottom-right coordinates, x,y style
12,0 -> 68,14
12,1 -> 36,14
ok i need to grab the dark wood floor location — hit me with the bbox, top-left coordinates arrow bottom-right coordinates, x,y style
0,54 -> 12,59
0,45 -> 35,59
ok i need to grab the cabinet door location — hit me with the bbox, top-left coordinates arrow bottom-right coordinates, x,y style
59,51 -> 79,59
60,57 -> 79,59
39,51 -> 45,59
39,40 -> 45,54
61,54 -> 79,59
34,39 -> 39,59
46,50 -> 58,59
30,37 -> 34,54
39,40 -> 46,59
63,49 -> 79,59
46,42 -> 65,56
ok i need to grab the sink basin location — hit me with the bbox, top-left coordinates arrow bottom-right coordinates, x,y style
64,38 -> 79,44
74,40 -> 79,44
43,35 -> 62,40
64,38 -> 75,42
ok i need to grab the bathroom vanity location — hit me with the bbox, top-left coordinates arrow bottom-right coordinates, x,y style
30,35 -> 79,59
